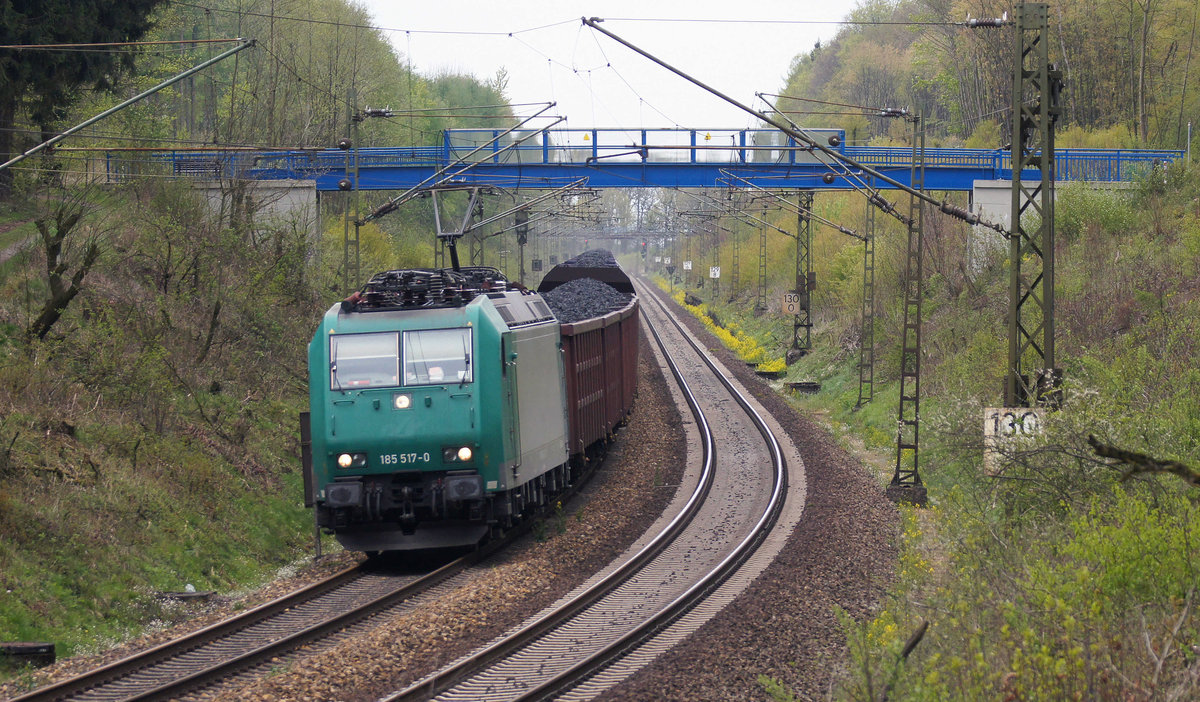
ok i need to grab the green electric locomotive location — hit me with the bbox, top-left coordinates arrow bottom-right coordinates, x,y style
301,257 -> 638,553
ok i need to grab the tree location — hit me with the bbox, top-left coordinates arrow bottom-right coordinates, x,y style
26,193 -> 102,341
0,0 -> 167,196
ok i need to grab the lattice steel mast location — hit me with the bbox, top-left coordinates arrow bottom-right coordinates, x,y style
889,117 -> 927,506
856,179 -> 876,407
793,191 -> 814,356
1006,2 -> 1063,407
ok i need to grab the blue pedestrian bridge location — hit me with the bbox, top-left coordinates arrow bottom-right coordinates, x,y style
119,128 -> 1183,193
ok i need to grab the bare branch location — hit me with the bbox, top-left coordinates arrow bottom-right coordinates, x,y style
1087,435 -> 1200,488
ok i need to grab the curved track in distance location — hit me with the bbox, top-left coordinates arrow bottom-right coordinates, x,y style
384,276 -> 790,702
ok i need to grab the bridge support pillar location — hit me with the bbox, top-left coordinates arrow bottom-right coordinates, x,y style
193,178 -> 318,241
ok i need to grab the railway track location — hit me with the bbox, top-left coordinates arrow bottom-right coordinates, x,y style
381,278 -> 793,701
10,547 -> 501,701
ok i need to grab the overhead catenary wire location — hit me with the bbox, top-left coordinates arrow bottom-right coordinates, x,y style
681,188 -> 790,237
580,17 -> 1004,233
13,8 -> 1016,230
172,2 -> 577,37
718,168 -> 861,240
159,4 -> 716,131
764,92 -> 1019,140
462,179 -> 589,235
773,110 -> 899,118
255,42 -> 541,143
539,147 -> 855,231
157,3 -> 1011,137
0,38 -> 255,174
760,92 -> 910,116
753,93 -> 914,224
384,103 -> 546,114
0,38 -> 243,50
601,16 -> 981,27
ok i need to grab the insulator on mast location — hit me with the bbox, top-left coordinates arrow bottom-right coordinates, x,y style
965,12 -> 1009,28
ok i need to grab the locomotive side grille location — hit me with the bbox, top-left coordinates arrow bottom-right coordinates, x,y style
495,304 -> 516,324
493,294 -> 557,328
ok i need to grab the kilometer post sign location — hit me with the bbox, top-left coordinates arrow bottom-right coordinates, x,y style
983,407 -> 1045,475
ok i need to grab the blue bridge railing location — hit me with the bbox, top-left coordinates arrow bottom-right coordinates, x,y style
108,128 -> 1183,189
843,145 -> 1181,182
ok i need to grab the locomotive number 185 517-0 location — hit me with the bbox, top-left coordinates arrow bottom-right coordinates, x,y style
380,452 -> 431,465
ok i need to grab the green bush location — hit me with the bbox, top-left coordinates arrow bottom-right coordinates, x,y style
1056,181 -> 1139,242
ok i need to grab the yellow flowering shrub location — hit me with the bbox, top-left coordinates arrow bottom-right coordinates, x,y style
666,286 -> 772,363
756,358 -> 786,373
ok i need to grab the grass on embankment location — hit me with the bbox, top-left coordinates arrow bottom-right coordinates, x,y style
0,180 -> 342,683
0,201 -> 39,279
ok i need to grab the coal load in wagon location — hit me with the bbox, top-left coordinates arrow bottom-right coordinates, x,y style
558,250 -> 617,268
537,249 -> 633,295
542,277 -> 633,324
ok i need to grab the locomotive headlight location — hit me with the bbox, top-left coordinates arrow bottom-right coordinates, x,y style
443,446 -> 474,463
336,453 -> 367,469
393,392 -> 413,410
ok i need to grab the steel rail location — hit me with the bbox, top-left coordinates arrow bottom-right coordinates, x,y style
382,290 -> 717,702
122,454 -> 621,701
9,563 -> 364,702
512,279 -> 788,701
14,549 -> 514,702
118,555 -> 476,701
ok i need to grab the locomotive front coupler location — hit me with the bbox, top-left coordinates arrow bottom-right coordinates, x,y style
398,485 -> 417,533
431,480 -> 445,518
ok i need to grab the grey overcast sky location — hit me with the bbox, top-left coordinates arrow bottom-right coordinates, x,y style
359,2 -> 862,131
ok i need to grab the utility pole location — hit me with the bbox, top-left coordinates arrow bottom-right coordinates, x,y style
337,89 -> 396,294
730,220 -> 740,302
1005,2 -> 1062,408
684,226 -> 691,289
352,96 -> 362,292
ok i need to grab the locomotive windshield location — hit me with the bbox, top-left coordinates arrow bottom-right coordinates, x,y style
330,332 -> 399,389
403,328 -> 472,385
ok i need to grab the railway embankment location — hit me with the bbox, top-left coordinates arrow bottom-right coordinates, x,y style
0,182 -> 331,678
651,162 -> 1200,700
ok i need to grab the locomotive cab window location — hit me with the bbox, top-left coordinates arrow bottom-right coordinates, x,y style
404,328 -> 472,385
330,332 -> 399,389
